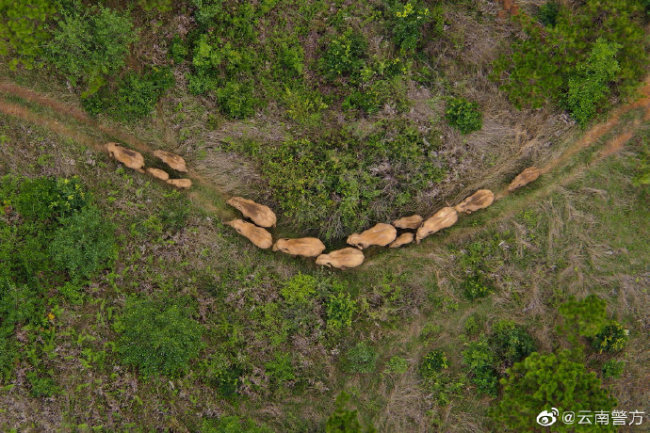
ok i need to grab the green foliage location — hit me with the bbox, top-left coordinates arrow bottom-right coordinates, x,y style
281,273 -> 318,305
493,0 -> 647,111
462,340 -> 498,396
419,349 -> 448,380
46,6 -> 135,94
488,320 -> 536,366
82,67 -> 175,120
12,176 -> 87,222
115,298 -> 204,377
326,291 -> 357,333
592,321 -> 628,353
601,359 -> 624,379
264,352 -> 295,387
325,392 -> 376,433
491,351 -> 617,432
388,1 -> 438,52
320,30 -> 367,81
200,416 -> 272,433
384,355 -> 409,374
26,371 -> 59,397
138,0 -> 172,13
0,0 -> 56,69
50,205 -> 116,282
200,352 -> 242,398
567,38 -> 621,126
461,273 -> 493,300
216,80 -> 260,119
559,294 -> 608,338
445,97 -> 483,134
537,1 -> 559,27
169,34 -> 189,63
343,342 -> 377,374
463,313 -> 483,337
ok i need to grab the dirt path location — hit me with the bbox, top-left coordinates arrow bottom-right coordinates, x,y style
1,76 -> 649,266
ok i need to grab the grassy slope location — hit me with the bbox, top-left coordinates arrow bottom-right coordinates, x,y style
0,83 -> 647,431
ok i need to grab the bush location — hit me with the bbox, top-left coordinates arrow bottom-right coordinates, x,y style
325,392 -> 376,433
389,1 -> 438,51
216,80 -> 260,119
200,352 -> 242,398
82,67 -> 175,120
592,321 -> 628,353
50,205 -> 116,282
264,352 -> 295,387
491,351 -> 617,432
384,355 -> 409,374
537,1 -> 559,27
488,320 -> 536,366
200,416 -> 272,433
115,298 -> 204,377
320,30 -> 367,81
281,273 -> 318,305
461,273 -> 494,300
558,294 -> 608,338
343,342 -> 377,374
0,0 -> 56,69
601,359 -> 624,379
567,38 -> 621,126
46,6 -> 135,94
462,340 -> 498,396
419,349 -> 448,380
326,291 -> 357,333
445,97 -> 483,134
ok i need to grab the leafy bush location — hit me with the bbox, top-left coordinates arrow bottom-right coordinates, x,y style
384,355 -> 409,374
558,294 -> 608,338
592,321 -> 628,353
462,340 -> 498,396
419,350 -> 448,380
169,34 -> 189,63
461,273 -> 494,300
46,6 -> 135,94
115,298 -> 204,377
536,1 -> 559,27
0,0 -> 56,69
325,392 -> 376,433
281,273 -> 318,305
491,351 -> 617,432
200,416 -> 272,433
200,352 -> 242,398
567,38 -> 621,126
320,30 -> 367,81
326,291 -> 357,332
463,313 -> 483,337
445,97 -> 483,134
264,352 -> 295,387
216,80 -> 260,119
601,359 -> 624,379
82,67 -> 175,120
343,342 -> 377,374
389,0 -> 438,51
488,320 -> 536,366
50,205 -> 116,282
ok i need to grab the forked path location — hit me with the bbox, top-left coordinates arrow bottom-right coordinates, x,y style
0,77 -> 649,262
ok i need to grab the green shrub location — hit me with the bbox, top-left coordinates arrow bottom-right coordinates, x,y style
592,321 -> 628,353
558,294 -> 608,338
537,1 -> 559,27
138,0 -> 172,13
463,313 -> 483,337
419,349 -> 448,380
26,371 -> 59,397
461,273 -> 494,300
320,30 -> 367,81
488,320 -> 536,366
326,291 -> 357,333
389,0 -> 438,51
82,67 -> 175,120
46,6 -> 135,94
50,205 -> 116,282
0,0 -> 56,69
343,342 -> 377,374
384,355 -> 409,374
169,34 -> 188,63
115,298 -> 204,377
216,80 -> 260,119
200,416 -> 272,433
491,351 -> 617,432
601,359 -> 624,379
13,176 -> 87,222
276,41 -> 304,77
325,392 -> 376,433
445,97 -> 483,134
462,340 -> 498,396
281,273 -> 318,305
264,352 -> 295,387
567,38 -> 621,126
200,352 -> 242,398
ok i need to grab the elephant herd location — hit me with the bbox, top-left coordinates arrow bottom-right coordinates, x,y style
106,142 -> 541,270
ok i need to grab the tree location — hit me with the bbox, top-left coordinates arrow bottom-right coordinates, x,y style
491,351 -> 617,432
0,0 -> 56,69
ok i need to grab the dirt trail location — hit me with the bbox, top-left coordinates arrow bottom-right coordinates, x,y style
0,76 -> 649,266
